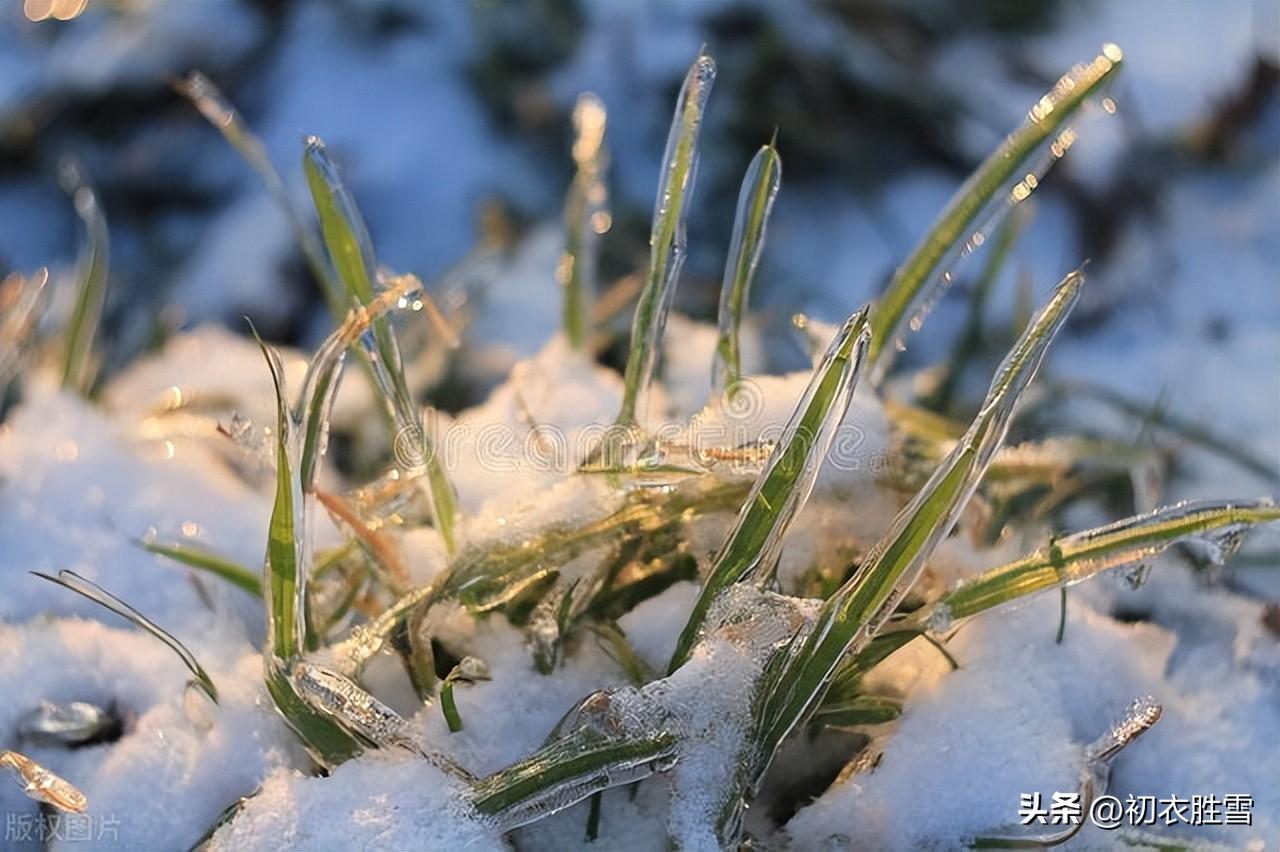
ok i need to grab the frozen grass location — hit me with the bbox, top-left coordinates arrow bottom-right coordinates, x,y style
0,43 -> 1276,852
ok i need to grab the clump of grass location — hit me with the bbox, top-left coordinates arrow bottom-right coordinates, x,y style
12,44 -> 1277,849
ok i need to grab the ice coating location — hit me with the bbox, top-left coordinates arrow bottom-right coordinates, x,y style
559,92 -> 610,351
670,307 -> 871,670
934,497 -> 1280,623
16,700 -> 119,747
754,273 -> 1083,780
616,51 -> 716,426
868,45 -> 1122,375
712,140 -> 781,399
1,750 -> 88,814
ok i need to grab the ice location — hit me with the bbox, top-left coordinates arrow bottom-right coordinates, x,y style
15,700 -> 119,747
616,51 -> 716,426
712,141 -> 781,400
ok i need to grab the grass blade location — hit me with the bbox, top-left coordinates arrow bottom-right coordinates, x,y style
560,92 -> 610,352
0,268 -> 50,396
32,569 -> 218,704
755,271 -> 1083,783
615,50 -> 715,426
140,538 -> 262,597
924,498 -> 1280,627
302,143 -> 458,548
712,136 -> 781,399
303,138 -> 459,553
868,45 -> 1121,373
0,750 -> 87,814
1053,378 -> 1280,482
470,690 -> 677,828
176,71 -> 345,319
669,306 -> 872,671
259,338 -> 306,660
57,160 -> 110,395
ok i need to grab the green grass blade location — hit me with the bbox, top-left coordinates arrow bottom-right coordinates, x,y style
560,92 -> 609,352
616,50 -> 715,426
303,138 -> 459,553
176,72 -> 345,320
669,306 -> 872,672
57,160 -> 110,395
928,498 -> 1280,625
755,271 -> 1082,774
440,656 -> 491,734
32,569 -> 218,704
259,337 -> 306,660
811,694 -> 902,728
712,137 -> 781,399
868,45 -> 1122,373
140,538 -> 262,597
470,693 -> 677,828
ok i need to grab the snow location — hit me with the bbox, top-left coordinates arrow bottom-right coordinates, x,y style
0,2 -> 1276,849
786,587 -> 1280,850
205,757 -> 504,852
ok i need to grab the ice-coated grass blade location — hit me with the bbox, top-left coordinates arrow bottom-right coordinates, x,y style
57,160 -> 110,395
140,538 -> 262,597
32,569 -> 218,704
713,136 -> 781,399
0,750 -> 87,814
257,336 -> 363,766
669,307 -> 872,671
753,271 -> 1083,789
868,45 -> 1121,373
615,50 -> 715,426
470,692 -> 677,828
974,698 -> 1161,848
303,137 -> 459,553
176,72 -> 346,319
260,339 -> 307,660
440,656 -> 491,734
560,92 -> 610,352
922,498 -> 1280,627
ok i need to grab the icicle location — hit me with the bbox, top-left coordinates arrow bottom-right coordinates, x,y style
712,137 -> 781,400
615,50 -> 716,426
0,751 -> 87,814
560,92 -> 610,352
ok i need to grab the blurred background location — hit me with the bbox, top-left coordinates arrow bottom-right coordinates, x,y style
1,0 -> 1277,502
